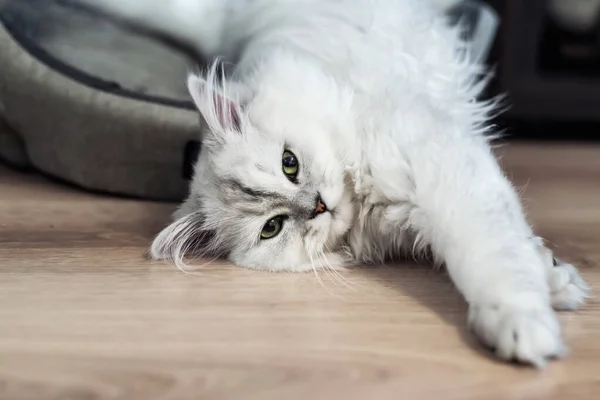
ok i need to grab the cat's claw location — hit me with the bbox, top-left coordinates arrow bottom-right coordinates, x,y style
534,237 -> 591,311
549,259 -> 591,311
468,302 -> 566,368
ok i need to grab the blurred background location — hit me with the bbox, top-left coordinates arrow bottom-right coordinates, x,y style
484,0 -> 600,140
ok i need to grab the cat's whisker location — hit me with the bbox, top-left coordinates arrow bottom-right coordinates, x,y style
306,238 -> 344,296
325,243 -> 370,291
314,249 -> 338,287
307,243 -> 329,292
314,248 -> 348,299
324,259 -> 356,295
321,243 -> 358,291
315,247 -> 344,288
319,252 -> 341,285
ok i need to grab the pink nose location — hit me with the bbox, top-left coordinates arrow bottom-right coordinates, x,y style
314,196 -> 327,215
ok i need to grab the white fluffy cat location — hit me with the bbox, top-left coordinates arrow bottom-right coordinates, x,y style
82,0 -> 590,367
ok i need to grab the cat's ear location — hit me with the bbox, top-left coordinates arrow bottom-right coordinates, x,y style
187,73 -> 241,133
150,210 -> 220,268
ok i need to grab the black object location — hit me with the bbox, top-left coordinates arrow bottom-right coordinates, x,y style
183,141 -> 201,180
498,0 -> 600,122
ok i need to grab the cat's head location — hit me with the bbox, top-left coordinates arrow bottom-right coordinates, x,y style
151,58 -> 356,271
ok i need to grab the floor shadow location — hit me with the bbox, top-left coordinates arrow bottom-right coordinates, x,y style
357,262 -> 503,363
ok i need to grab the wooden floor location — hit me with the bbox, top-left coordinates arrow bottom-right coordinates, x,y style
0,143 -> 599,400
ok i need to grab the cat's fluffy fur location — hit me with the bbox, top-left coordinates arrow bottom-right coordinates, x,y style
83,0 -> 590,367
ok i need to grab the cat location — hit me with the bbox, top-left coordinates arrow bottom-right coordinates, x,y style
78,0 -> 590,368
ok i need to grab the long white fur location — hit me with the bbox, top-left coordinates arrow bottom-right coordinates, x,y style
85,0 -> 591,368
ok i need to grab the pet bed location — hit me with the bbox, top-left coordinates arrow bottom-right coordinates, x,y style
0,0 -> 498,201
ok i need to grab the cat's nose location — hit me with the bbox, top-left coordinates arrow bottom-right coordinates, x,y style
313,195 -> 328,217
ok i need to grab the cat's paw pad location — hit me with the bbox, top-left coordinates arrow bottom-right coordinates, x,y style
549,259 -> 591,311
468,302 -> 566,368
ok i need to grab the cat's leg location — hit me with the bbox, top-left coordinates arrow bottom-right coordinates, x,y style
403,139 -> 572,367
533,236 -> 590,311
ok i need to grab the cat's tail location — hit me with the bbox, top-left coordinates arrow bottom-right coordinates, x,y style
76,0 -> 227,58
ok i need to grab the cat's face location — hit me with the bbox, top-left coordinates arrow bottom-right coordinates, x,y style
151,68 -> 356,271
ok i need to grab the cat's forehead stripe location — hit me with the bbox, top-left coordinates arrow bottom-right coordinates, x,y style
223,178 -> 286,201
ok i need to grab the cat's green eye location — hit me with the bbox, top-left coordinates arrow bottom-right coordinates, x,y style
260,216 -> 285,240
282,150 -> 299,181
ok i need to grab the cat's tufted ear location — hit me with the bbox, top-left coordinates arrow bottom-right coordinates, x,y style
187,73 -> 241,134
150,210 -> 220,268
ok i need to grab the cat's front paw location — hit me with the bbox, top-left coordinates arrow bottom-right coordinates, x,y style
468,301 -> 566,368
